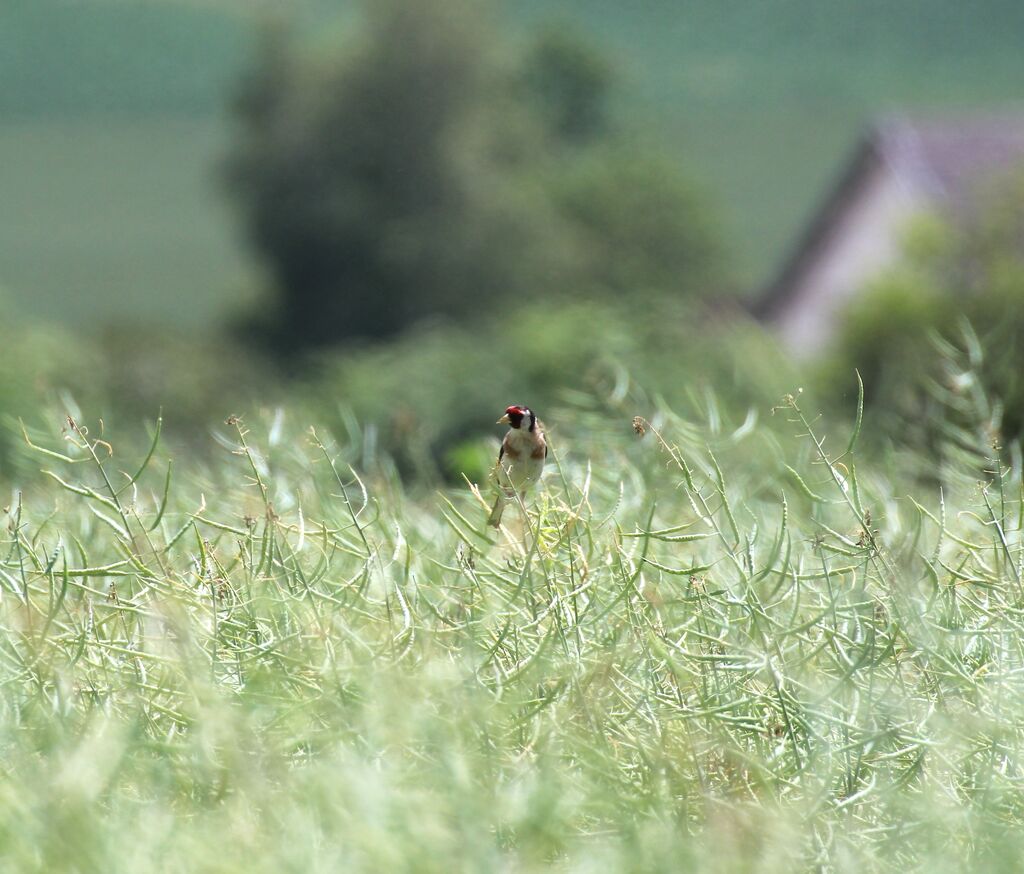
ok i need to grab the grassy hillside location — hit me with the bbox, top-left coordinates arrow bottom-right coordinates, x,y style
0,0 -> 248,118
0,118 -> 254,330
7,0 -> 1020,117
518,0 -> 1024,102
3,363 -> 1024,870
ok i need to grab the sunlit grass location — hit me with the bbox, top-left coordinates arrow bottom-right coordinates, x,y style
2,363 -> 1023,871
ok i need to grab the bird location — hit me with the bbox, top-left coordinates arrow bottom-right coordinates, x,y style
487,404 -> 547,528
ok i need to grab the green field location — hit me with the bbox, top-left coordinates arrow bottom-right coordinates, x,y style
0,118 -> 255,330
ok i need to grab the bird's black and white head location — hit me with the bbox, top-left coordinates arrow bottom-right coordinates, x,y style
497,404 -> 536,432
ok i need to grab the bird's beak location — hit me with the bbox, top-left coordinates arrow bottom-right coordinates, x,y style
497,414 -> 510,425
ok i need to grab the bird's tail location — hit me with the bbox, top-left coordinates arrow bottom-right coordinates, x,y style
487,493 -> 505,528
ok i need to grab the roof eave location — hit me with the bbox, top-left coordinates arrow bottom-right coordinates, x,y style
752,130 -> 885,321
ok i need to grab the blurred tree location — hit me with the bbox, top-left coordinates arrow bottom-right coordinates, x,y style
552,146 -> 722,295
226,0 -> 721,352
519,25 -> 613,146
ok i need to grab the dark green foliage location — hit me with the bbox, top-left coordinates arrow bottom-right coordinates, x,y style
227,3 -> 559,348
519,25 -> 613,145
225,0 -> 721,351
550,146 -> 722,295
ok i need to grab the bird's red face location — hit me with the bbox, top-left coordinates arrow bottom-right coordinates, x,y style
497,405 -> 528,429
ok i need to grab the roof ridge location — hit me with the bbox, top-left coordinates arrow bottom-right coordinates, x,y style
871,116 -> 948,199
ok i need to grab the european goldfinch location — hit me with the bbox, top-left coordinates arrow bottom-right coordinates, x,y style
488,404 -> 547,528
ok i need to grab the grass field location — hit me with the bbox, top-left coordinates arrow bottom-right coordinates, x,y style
3,346 -> 1024,870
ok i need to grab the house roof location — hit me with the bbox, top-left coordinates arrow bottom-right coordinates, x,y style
756,112 -> 1024,319
876,114 -> 1024,204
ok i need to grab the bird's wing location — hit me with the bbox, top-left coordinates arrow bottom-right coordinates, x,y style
492,434 -> 510,484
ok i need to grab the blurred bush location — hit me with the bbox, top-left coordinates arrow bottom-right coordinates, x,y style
0,306 -> 276,479
0,294 -> 792,487
88,325 -> 276,431
517,23 -> 613,146
304,298 -> 793,482
550,145 -> 722,296
225,0 -> 721,353
822,170 -> 1024,443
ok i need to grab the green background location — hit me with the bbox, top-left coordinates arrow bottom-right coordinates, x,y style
2,0 -> 1022,328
